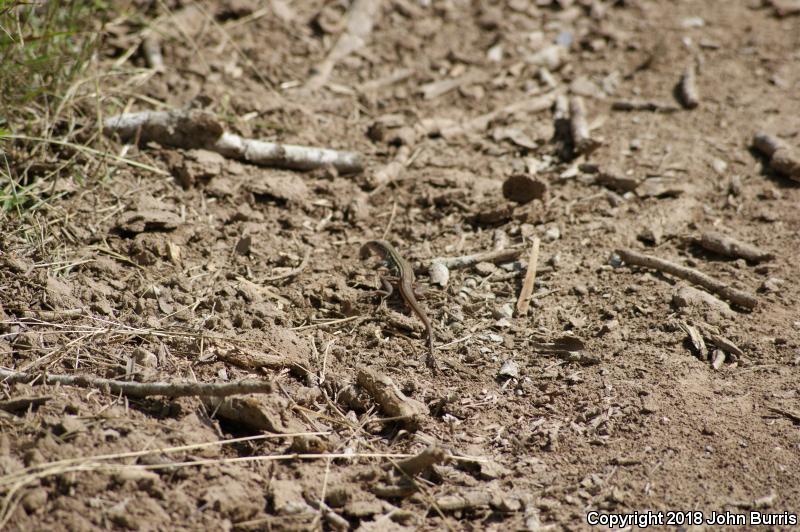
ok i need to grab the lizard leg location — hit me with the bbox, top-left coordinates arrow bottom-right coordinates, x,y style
374,276 -> 394,307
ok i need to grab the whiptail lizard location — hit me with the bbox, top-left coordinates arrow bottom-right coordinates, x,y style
360,239 -> 437,372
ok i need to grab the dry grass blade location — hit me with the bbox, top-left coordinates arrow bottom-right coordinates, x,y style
5,134 -> 169,175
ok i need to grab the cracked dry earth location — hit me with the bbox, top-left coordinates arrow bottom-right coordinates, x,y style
2,0 -> 800,530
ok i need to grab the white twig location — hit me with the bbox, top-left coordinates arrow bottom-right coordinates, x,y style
516,237 -> 541,316
678,63 -> 700,109
141,33 -> 165,72
305,0 -> 383,91
103,110 -> 363,174
569,96 -> 600,155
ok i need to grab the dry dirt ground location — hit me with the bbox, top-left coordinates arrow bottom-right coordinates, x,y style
2,0 -> 800,530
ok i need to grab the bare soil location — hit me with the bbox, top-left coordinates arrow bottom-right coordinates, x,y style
2,0 -> 800,530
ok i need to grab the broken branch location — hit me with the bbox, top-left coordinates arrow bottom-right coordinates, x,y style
569,96 -> 600,155
697,231 -> 774,263
678,63 -> 700,109
0,369 -> 274,398
104,110 -> 363,174
516,237 -> 541,316
752,132 -> 800,181
305,0 -> 382,91
611,99 -> 679,113
615,248 -> 758,310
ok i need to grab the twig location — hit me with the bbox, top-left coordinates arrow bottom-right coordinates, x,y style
434,90 -> 558,138
767,406 -> 800,424
291,316 -> 363,331
103,110 -> 363,174
615,248 -> 757,310
436,492 -> 493,512
369,145 -> 410,190
418,70 -> 486,100
0,369 -> 274,398
678,63 -> 700,109
304,0 -> 383,91
19,308 -> 86,320
611,99 -> 679,113
752,132 -> 800,181
516,237 -> 541,316
433,247 -> 523,269
6,134 -> 169,176
769,0 -> 800,17
569,96 -> 600,155
697,231 -> 774,263
358,68 -> 414,93
141,33 -> 165,72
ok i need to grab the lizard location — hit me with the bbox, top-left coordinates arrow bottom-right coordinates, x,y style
359,239 -> 438,372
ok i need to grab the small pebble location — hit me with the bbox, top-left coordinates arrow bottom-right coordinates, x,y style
487,43 -> 503,62
544,226 -> 560,241
495,303 -> 514,320
761,277 -> 784,293
681,16 -> 705,28
498,360 -> 520,379
475,261 -> 497,276
133,347 -> 159,368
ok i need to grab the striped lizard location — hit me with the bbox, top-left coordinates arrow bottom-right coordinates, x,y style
360,239 -> 437,372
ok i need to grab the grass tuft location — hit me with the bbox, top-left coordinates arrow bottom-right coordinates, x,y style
0,0 -> 106,215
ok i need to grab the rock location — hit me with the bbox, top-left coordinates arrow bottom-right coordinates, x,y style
498,360 -> 520,379
544,226 -> 560,241
116,209 -> 181,234
502,175 -> 547,204
201,477 -> 264,521
132,347 -> 158,368
53,416 -> 86,436
271,479 -> 313,515
672,285 -> 735,318
21,487 -> 48,513
45,277 -> 80,309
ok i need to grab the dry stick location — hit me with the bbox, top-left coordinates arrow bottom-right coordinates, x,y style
770,0 -> 800,17
103,110 -> 363,174
419,70 -> 486,100
437,90 -> 558,138
0,369 -> 273,398
358,68 -> 414,93
369,145 -> 411,191
304,0 -> 383,91
697,231 -> 774,263
141,33 -> 165,72
611,99 -> 679,113
569,96 -> 600,155
516,237 -> 541,316
616,248 -> 758,310
678,63 -> 700,109
433,247 -> 523,270
752,132 -> 800,181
